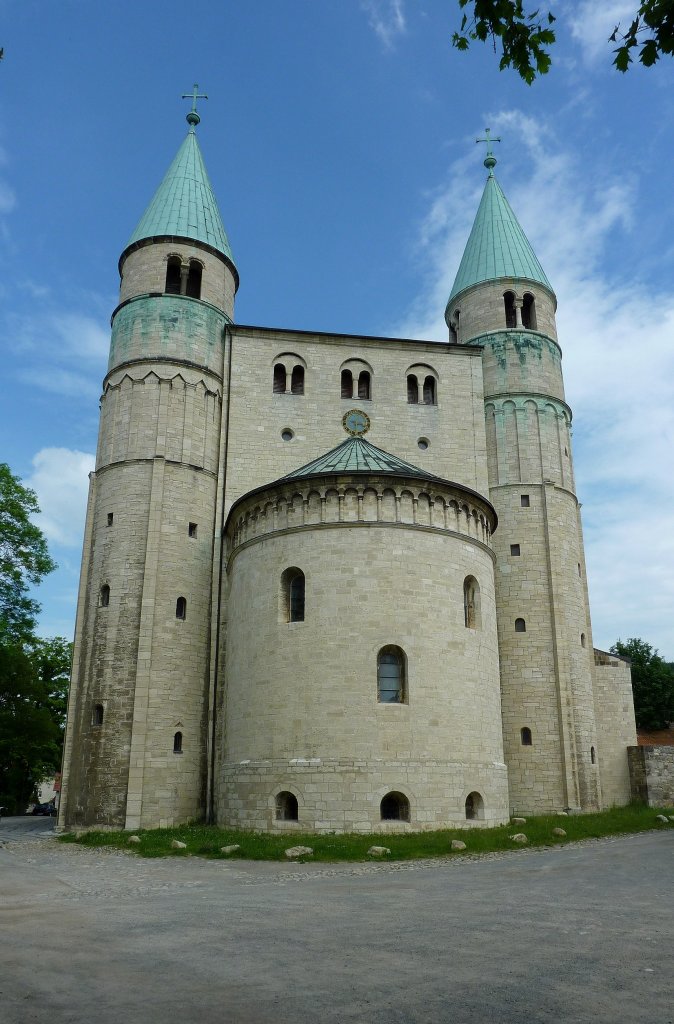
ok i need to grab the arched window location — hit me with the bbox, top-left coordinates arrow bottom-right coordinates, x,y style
176,596 -> 187,620
591,746 -> 596,764
407,374 -> 419,404
522,292 -> 537,329
521,727 -> 532,746
92,704 -> 104,726
273,364 -> 286,394
165,256 -> 182,295
173,731 -> 183,754
291,365 -> 304,395
515,617 -> 526,633
281,568 -> 305,623
423,376 -> 436,405
186,260 -> 202,299
463,576 -> 481,629
275,791 -> 298,821
504,290 -> 516,328
465,791 -> 484,820
581,633 -> 586,648
380,791 -> 410,822
99,584 -> 110,608
358,370 -> 371,400
341,368 -> 353,399
377,646 -> 405,703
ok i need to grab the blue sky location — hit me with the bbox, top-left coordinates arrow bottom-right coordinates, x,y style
1,0 -> 673,657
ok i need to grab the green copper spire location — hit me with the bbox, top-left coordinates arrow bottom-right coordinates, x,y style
126,90 -> 235,265
278,436 -> 449,484
446,143 -> 553,310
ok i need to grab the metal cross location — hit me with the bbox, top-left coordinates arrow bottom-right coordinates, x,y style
476,128 -> 501,161
182,83 -> 208,116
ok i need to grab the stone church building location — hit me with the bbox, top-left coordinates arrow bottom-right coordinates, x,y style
58,107 -> 636,833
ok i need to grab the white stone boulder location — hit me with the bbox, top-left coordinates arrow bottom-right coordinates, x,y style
127,835 -> 141,844
171,839 -> 187,850
220,844 -> 241,854
450,840 -> 467,851
552,827 -> 567,837
367,846 -> 391,857
511,817 -> 526,824
510,833 -> 528,844
285,845 -> 313,859
655,814 -> 669,823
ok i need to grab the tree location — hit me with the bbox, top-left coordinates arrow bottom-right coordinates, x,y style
451,1 -> 674,82
0,462 -> 56,640
611,638 -> 674,731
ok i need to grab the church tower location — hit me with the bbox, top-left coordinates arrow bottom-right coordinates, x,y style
445,139 -> 601,814
59,97 -> 238,829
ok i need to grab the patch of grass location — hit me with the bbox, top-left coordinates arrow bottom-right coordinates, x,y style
57,803 -> 672,862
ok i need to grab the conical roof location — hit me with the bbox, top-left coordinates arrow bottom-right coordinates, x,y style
278,436 -> 447,484
125,128 -> 235,264
446,172 -> 552,310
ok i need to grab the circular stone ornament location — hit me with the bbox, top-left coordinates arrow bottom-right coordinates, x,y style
342,408 -> 371,436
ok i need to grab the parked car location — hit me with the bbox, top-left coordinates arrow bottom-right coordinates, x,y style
31,802 -> 56,816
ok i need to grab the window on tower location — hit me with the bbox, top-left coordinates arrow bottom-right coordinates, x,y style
99,584 -> 110,608
515,617 -> 526,633
341,369 -> 353,399
358,370 -> 371,400
186,260 -> 202,299
407,374 -> 419,404
173,731 -> 183,754
291,365 -> 305,395
504,291 -> 517,328
273,364 -> 286,394
377,646 -> 406,703
463,576 -> 481,629
275,791 -> 299,821
176,596 -> 187,620
165,256 -> 182,295
521,727 -> 532,746
522,292 -> 537,330
465,791 -> 484,820
423,376 -> 436,405
92,704 -> 104,726
380,792 -> 410,821
281,568 -> 305,623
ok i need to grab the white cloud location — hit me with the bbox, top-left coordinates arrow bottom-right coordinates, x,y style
396,110 -> 674,656
568,1 -> 635,64
361,0 -> 406,49
27,447 -> 95,548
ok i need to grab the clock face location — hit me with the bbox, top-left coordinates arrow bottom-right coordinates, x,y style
342,408 -> 371,436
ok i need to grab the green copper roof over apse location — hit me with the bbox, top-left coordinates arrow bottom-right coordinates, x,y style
126,128 -> 235,264
279,437 -> 448,484
446,170 -> 553,308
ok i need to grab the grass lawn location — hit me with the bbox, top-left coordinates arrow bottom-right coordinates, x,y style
58,803 -> 673,862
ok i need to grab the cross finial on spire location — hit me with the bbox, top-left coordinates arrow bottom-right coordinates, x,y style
476,128 -> 501,175
181,83 -> 208,130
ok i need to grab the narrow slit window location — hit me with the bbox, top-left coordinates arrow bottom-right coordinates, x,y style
176,596 -> 187,620
358,370 -> 371,400
377,646 -> 405,703
107,513 -> 113,527
92,704 -> 104,726
407,374 -> 419,404
581,633 -> 586,648
188,522 -> 198,538
515,617 -> 526,633
522,292 -> 537,329
100,584 -> 110,608
185,260 -> 202,299
422,376 -> 436,405
291,365 -> 305,395
341,369 -> 353,399
165,256 -> 182,295
591,746 -> 596,764
521,727 -> 532,746
173,731 -> 183,754
520,494 -> 530,508
273,364 -> 286,394
504,291 -> 516,328
463,576 -> 481,629
281,568 -> 305,623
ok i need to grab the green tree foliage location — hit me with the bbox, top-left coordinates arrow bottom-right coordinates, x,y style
451,1 -> 674,81
0,463 -> 56,640
611,638 -> 674,731
0,464 -> 69,814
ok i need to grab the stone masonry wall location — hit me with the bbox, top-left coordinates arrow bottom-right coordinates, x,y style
593,650 -> 636,806
628,746 -> 674,807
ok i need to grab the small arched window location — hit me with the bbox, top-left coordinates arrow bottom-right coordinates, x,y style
275,791 -> 298,821
176,596 -> 187,620
463,576 -> 481,629
358,370 -> 371,400
504,290 -> 516,328
515,617 -> 526,632
173,731 -> 183,754
291,365 -> 304,395
273,364 -> 286,394
581,633 -> 586,648
522,292 -> 537,329
423,376 -> 436,405
465,791 -> 484,820
521,727 -> 532,746
92,703 -> 104,726
380,791 -> 410,822
99,584 -> 110,608
377,646 -> 405,703
407,374 -> 419,404
165,256 -> 182,295
591,746 -> 596,764
186,260 -> 202,299
281,568 -> 305,623
341,369 -> 353,399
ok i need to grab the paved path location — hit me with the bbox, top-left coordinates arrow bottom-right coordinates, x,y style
1,821 -> 672,1024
